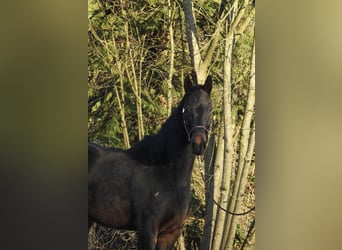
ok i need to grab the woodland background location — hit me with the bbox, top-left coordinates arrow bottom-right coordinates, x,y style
88,0 -> 255,249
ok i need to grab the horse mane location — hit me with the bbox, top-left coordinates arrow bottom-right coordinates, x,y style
127,98 -> 188,166
127,85 -> 210,165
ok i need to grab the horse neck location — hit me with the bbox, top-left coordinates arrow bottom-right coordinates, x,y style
174,143 -> 195,186
160,105 -> 196,183
128,102 -> 195,174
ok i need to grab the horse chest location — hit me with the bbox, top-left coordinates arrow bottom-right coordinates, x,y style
153,170 -> 191,206
153,183 -> 191,221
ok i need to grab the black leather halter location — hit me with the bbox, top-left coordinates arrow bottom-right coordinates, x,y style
182,106 -> 211,142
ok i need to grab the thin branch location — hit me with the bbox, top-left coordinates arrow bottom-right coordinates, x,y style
202,5 -> 235,71
235,8 -> 255,42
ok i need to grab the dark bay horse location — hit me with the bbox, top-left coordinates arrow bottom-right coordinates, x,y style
88,72 -> 212,250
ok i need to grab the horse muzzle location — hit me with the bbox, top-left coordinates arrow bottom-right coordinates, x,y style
191,131 -> 207,155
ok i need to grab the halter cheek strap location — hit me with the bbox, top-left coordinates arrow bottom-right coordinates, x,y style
182,107 -> 212,142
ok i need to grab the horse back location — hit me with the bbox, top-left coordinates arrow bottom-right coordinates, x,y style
88,142 -> 102,172
88,142 -> 136,229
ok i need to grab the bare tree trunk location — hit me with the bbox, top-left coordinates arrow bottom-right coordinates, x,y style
122,2 -> 145,141
211,26 -> 235,250
211,122 -> 225,239
181,1 -> 255,249
114,85 -> 130,149
128,47 -> 144,140
201,134 -> 216,250
177,233 -> 186,250
182,0 -> 204,82
224,38 -> 255,250
226,121 -> 255,250
202,1 -> 232,74
111,34 -> 130,149
183,0 -> 234,83
178,4 -> 186,97
167,0 -> 175,116
235,8 -> 255,43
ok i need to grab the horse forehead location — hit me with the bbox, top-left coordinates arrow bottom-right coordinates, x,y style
186,90 -> 210,106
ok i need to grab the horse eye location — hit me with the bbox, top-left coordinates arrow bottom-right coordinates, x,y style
182,107 -> 187,114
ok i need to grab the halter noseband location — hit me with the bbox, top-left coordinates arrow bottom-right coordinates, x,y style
184,125 -> 210,142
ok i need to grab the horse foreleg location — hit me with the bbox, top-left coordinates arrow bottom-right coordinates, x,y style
88,217 -> 94,232
137,219 -> 157,250
156,228 -> 181,250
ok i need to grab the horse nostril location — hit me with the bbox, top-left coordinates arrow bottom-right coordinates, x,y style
193,134 -> 203,145
191,134 -> 207,155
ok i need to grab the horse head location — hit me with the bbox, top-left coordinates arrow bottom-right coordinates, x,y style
182,72 -> 212,155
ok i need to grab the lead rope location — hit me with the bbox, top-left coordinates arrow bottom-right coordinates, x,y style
196,156 -> 255,216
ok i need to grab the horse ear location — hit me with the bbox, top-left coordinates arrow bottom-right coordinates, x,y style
184,75 -> 194,93
203,75 -> 212,94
